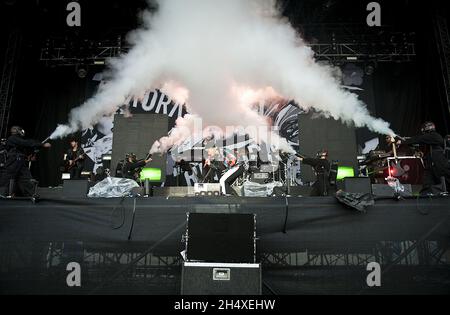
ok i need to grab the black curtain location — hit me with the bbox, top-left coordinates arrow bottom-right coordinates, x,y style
372,63 -> 423,137
32,68 -> 98,187
9,48 -> 98,187
416,10 -> 450,136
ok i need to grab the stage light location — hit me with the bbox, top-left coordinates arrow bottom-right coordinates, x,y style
365,65 -> 375,75
364,62 -> 377,76
102,154 -> 112,170
336,166 -> 354,180
81,171 -> 92,178
76,65 -> 88,78
140,168 -> 162,182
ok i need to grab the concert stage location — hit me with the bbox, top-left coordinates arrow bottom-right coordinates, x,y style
1,188 -> 449,295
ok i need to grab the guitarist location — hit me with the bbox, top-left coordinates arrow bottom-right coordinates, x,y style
66,138 -> 85,180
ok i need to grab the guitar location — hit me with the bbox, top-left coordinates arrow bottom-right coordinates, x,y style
67,152 -> 86,170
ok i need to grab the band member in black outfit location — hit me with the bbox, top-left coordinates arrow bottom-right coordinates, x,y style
396,122 -> 450,195
297,149 -> 331,196
202,147 -> 225,183
66,138 -> 85,180
0,126 -> 51,197
122,153 -> 152,182
219,148 -> 249,196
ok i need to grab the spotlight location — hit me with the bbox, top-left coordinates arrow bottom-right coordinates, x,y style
76,65 -> 88,78
364,62 -> 377,76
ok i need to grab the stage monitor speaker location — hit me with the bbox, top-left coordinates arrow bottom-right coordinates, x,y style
111,114 -> 168,181
63,180 -> 90,198
153,187 -> 195,197
343,177 -> 372,194
298,111 -> 358,183
372,184 -> 413,197
186,213 -> 256,263
181,262 -> 261,295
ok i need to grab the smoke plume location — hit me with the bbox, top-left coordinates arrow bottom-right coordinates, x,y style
51,0 -> 394,153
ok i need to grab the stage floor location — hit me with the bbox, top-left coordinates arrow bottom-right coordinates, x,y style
1,187 -> 449,295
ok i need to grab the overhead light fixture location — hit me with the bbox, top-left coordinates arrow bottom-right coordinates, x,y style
76,65 -> 88,78
364,61 -> 377,76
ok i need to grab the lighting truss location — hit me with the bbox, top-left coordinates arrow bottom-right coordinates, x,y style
39,29 -> 416,67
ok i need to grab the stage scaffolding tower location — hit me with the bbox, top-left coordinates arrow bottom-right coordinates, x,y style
0,30 -> 21,139
434,14 -> 450,121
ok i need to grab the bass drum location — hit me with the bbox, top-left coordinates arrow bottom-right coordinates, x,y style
372,158 -> 424,185
390,158 -> 424,185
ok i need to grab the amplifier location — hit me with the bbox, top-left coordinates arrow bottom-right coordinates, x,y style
153,187 -> 195,197
63,180 -> 90,198
343,177 -> 372,194
181,262 -> 261,295
194,183 -> 221,196
252,172 -> 269,180
260,164 -> 278,172
250,172 -> 270,184
372,184 -> 413,197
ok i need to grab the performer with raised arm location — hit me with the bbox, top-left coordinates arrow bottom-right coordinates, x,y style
396,122 -> 450,195
296,149 -> 331,196
122,153 -> 153,182
0,126 -> 51,197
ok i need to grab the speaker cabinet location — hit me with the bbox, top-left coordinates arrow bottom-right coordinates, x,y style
63,180 -> 90,198
372,184 -> 413,197
181,262 -> 261,295
343,177 -> 372,194
153,187 -> 195,197
185,213 -> 256,263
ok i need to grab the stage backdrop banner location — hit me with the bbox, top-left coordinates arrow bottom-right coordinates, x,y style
80,89 -> 303,186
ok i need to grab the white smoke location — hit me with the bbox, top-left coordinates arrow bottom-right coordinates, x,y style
51,0 -> 394,153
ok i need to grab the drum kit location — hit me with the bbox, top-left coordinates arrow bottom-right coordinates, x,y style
359,137 -> 425,185
233,155 -> 294,191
